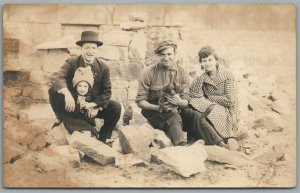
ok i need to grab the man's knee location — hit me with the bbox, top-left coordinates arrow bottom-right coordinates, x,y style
108,100 -> 121,115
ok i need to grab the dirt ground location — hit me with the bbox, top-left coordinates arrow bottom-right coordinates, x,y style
2,90 -> 296,188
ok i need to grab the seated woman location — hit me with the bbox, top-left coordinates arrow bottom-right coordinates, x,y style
189,46 -> 244,150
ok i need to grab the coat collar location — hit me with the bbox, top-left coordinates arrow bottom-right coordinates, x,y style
202,66 -> 229,86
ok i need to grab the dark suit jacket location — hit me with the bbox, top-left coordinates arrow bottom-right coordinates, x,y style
50,55 -> 112,109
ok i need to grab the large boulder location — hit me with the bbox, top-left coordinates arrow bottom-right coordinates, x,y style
28,132 -> 47,151
253,112 -> 286,132
115,154 -> 149,168
118,124 -> 155,161
46,124 -> 70,146
253,143 -> 285,163
150,141 -> 207,177
29,70 -> 50,85
70,131 -> 118,166
152,128 -> 172,149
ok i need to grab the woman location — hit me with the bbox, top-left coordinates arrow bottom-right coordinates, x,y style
189,46 -> 243,150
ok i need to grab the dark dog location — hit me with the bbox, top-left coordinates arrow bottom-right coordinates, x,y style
158,83 -> 183,113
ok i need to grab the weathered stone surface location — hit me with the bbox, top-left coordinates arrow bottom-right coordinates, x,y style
254,143 -> 285,162
3,143 -> 27,164
127,80 -> 139,101
46,124 -> 70,146
115,154 -> 149,168
111,88 -> 128,104
271,100 -> 290,115
102,31 -> 132,47
97,46 -> 122,61
3,87 -> 22,100
254,112 -> 286,132
131,103 -> 148,126
111,80 -> 130,89
152,127 -> 172,149
28,132 -> 47,151
41,49 -> 69,73
29,70 -> 50,85
205,145 -> 252,166
120,21 -> 146,31
70,131 -> 118,166
48,145 -> 80,168
151,141 -> 207,177
22,104 -> 55,121
112,138 -> 123,153
3,70 -> 30,87
31,85 -> 49,100
118,125 -> 155,161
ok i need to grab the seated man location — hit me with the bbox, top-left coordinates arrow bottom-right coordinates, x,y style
135,40 -> 197,146
48,31 -> 121,143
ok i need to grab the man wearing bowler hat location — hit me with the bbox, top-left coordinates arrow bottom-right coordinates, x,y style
48,31 -> 121,143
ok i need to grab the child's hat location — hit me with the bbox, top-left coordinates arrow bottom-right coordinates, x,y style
72,66 -> 94,88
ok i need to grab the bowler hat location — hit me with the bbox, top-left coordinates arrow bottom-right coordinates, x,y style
155,40 -> 177,54
76,31 -> 103,47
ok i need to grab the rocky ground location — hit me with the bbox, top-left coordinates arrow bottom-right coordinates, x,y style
2,64 -> 296,188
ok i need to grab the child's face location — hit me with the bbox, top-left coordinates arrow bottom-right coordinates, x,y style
76,81 -> 89,96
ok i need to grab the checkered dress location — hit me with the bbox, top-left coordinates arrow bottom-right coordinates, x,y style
189,66 -> 241,138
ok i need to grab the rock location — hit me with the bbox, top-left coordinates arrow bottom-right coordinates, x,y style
205,145 -> 253,166
102,31 -> 131,47
29,70 -> 50,85
112,138 -> 123,153
271,100 -> 290,115
118,124 -> 155,161
254,112 -> 286,132
28,132 -> 47,151
40,49 -> 70,73
3,70 -> 30,87
48,145 -> 80,168
3,142 -> 27,164
111,80 -> 130,89
254,144 -> 285,162
46,124 -> 70,146
34,147 -> 76,173
111,88 -> 128,104
152,128 -> 172,149
21,104 -> 55,121
3,87 -> 22,100
70,131 -> 118,166
120,21 -> 146,31
96,46 -> 122,61
127,80 -> 139,101
115,154 -> 149,168
31,85 -> 50,100
150,141 -> 207,177
131,102 -> 148,126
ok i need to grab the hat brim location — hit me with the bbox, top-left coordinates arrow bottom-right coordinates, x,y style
76,40 -> 103,47
155,44 -> 177,54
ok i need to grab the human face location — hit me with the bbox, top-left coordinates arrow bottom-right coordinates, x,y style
76,81 -> 90,96
200,54 -> 218,72
81,43 -> 97,63
158,47 -> 176,69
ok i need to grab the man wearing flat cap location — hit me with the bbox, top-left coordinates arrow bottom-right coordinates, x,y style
49,31 -> 121,143
136,40 -> 198,146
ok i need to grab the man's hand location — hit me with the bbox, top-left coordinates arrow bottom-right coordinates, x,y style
64,92 -> 75,112
166,94 -> 188,107
87,108 -> 99,119
82,102 -> 98,109
159,101 -> 176,113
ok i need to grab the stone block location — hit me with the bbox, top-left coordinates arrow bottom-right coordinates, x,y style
28,132 -> 47,151
96,45 -> 122,61
111,88 -> 128,104
115,154 -> 149,168
254,112 -> 286,132
102,31 -> 132,47
70,131 -> 118,166
111,80 -> 130,89
118,125 -> 155,161
112,138 -> 123,153
31,85 -> 50,100
151,141 -> 207,177
29,70 -> 50,85
48,145 -> 80,168
152,128 -> 172,149
254,143 -> 285,162
3,70 -> 30,87
46,124 -> 70,146
21,104 -> 54,121
41,49 -> 69,73
3,87 -> 22,100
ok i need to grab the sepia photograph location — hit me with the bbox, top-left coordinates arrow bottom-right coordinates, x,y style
2,4 -> 296,188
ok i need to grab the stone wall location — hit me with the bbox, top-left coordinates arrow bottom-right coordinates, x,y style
3,4 -> 295,105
